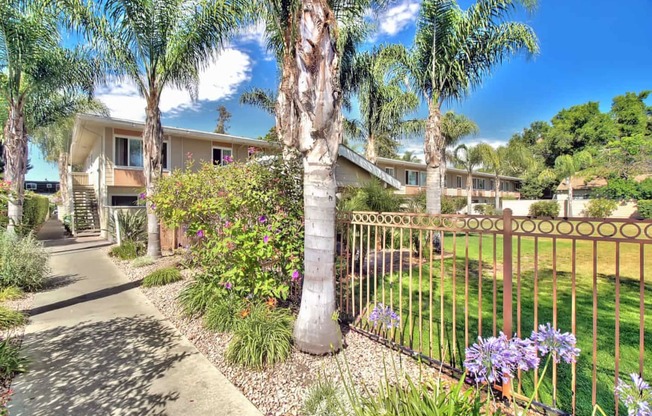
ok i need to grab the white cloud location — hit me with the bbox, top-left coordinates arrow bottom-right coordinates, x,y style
399,140 -> 425,161
375,0 -> 420,37
462,138 -> 509,149
96,48 -> 253,121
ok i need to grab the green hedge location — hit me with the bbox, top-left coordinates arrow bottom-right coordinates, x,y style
22,193 -> 50,231
638,200 -> 652,219
528,201 -> 560,217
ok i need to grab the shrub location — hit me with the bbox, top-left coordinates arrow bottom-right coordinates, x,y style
226,302 -> 293,369
528,201 -> 560,217
0,307 -> 26,330
638,178 -> 652,200
109,240 -> 145,260
178,275 -> 223,316
0,287 -> 24,302
142,267 -> 182,287
302,379 -> 349,416
638,200 -> 652,219
0,338 -> 28,380
403,192 -> 465,214
21,193 -> 50,232
585,198 -> 618,218
0,232 -> 49,291
593,178 -> 640,200
131,256 -> 155,268
109,209 -> 147,243
473,204 -> 494,215
204,296 -> 245,333
338,180 -> 404,212
152,158 -> 303,302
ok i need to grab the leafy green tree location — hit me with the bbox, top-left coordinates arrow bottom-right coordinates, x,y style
397,0 -> 538,214
539,151 -> 593,217
214,105 -> 232,134
603,134 -> 652,179
611,91 -> 651,138
454,144 -> 482,214
0,0 -> 99,231
82,0 -> 252,257
593,178 -> 640,200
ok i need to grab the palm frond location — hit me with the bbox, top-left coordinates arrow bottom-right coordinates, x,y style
239,87 -> 277,115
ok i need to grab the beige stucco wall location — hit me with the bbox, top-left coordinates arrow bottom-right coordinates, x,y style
335,158 -> 374,188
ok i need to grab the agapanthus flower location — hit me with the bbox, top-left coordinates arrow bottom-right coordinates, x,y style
616,373 -> 652,416
531,323 -> 580,364
368,303 -> 400,330
259,215 -> 267,223
196,230 -> 204,238
263,235 -> 269,244
291,270 -> 301,281
507,336 -> 540,372
464,333 -> 540,384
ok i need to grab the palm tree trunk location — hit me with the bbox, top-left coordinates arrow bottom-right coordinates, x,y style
277,37 -> 299,152
4,101 -> 27,233
292,0 -> 342,355
424,100 -> 443,214
143,97 -> 163,258
467,171 -> 473,214
365,135 -> 377,164
439,150 -> 446,195
495,174 -> 500,209
58,152 -> 70,216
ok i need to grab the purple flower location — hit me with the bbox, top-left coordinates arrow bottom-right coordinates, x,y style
530,323 -> 580,364
248,146 -> 256,156
224,282 -> 232,290
464,333 -> 539,384
263,235 -> 269,244
259,215 -> 267,223
368,303 -> 400,330
223,155 -> 233,163
507,336 -> 540,372
139,192 -> 146,200
291,270 -> 301,281
224,220 -> 231,228
196,230 -> 204,238
616,374 -> 652,416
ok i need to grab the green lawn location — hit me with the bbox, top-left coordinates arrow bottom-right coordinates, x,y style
344,233 -> 651,416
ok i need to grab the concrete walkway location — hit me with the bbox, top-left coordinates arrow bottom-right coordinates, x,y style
10,219 -> 261,416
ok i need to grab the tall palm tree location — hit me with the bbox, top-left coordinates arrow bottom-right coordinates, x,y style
82,0 -> 252,257
346,47 -> 423,163
454,143 -> 482,214
477,142 -> 530,208
0,0 -> 99,232
439,111 -> 478,190
539,151 -> 593,217
401,150 -> 421,163
398,0 -> 538,214
31,97 -> 108,217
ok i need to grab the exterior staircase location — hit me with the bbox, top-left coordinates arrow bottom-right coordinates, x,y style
72,186 -> 100,233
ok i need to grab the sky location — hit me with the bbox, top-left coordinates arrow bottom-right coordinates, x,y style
27,0 -> 652,180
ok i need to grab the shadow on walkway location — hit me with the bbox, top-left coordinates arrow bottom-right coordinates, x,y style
27,279 -> 143,317
16,315 -> 189,416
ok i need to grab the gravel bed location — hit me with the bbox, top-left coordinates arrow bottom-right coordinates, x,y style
109,251 -> 508,416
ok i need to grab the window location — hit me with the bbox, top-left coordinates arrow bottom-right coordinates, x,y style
212,147 -> 233,165
501,182 -> 510,192
384,167 -> 395,177
46,183 -> 53,189
26,183 -> 37,191
111,196 -> 138,206
116,137 -> 168,169
473,178 -> 486,190
405,170 -> 426,186
456,176 -> 462,188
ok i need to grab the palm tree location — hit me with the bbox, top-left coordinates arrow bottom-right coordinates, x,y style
401,151 -> 422,163
82,0 -> 252,257
31,97 -> 108,217
345,48 -> 423,163
539,151 -> 593,217
454,144 -> 482,214
0,0 -> 99,232
477,143 -> 530,208
398,0 -> 538,214
440,111 -> 478,190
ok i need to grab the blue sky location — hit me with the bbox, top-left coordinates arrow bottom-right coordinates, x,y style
27,0 -> 652,180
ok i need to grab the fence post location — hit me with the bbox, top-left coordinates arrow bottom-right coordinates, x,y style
502,208 -> 514,399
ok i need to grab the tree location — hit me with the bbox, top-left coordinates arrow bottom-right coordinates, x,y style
401,151 -> 421,163
0,0 -> 99,232
345,47 -> 422,164
31,97 -> 108,217
214,105 -> 232,134
440,111 -> 478,190
539,150 -> 593,217
454,144 -> 482,214
84,0 -> 251,258
399,0 -> 538,214
478,143 -> 530,208
611,91 -> 651,138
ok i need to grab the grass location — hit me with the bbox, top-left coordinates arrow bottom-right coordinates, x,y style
109,240 -> 145,260
142,267 -> 182,287
344,232 -> 650,416
131,256 -> 155,268
0,287 -> 24,302
0,338 -> 28,379
0,306 -> 27,330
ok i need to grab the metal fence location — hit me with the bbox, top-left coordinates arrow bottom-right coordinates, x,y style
335,210 -> 652,416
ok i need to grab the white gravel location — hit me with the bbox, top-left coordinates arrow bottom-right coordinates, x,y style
109,251 -> 491,416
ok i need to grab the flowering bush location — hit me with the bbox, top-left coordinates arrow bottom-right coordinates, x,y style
616,374 -> 652,416
151,158 -> 303,301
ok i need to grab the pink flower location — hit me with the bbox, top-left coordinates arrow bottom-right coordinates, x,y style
291,270 -> 301,281
224,282 -> 232,290
248,146 -> 256,156
197,230 -> 204,238
139,192 -> 146,200
263,235 -> 269,244
223,155 -> 234,163
186,152 -> 193,159
224,221 -> 231,228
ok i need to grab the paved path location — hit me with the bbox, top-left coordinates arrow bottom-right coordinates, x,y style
10,219 -> 261,416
